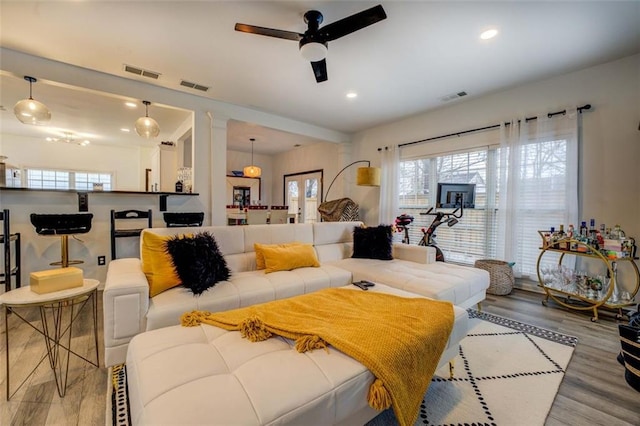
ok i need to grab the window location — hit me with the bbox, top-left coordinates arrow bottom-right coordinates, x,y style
398,117 -> 576,280
27,169 -> 70,190
23,168 -> 113,191
75,172 -> 112,191
399,148 -> 498,265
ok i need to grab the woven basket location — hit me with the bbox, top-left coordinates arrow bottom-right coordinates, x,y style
474,259 -> 514,296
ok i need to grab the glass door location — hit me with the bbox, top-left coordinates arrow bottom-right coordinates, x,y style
284,170 -> 323,224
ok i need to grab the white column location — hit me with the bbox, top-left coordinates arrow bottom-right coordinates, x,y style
208,113 -> 228,225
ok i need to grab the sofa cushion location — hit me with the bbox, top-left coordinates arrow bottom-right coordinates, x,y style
262,243 -> 320,273
330,258 -> 489,309
145,266 -> 353,331
352,225 -> 393,260
254,242 -> 303,270
141,232 -> 184,297
166,232 -> 231,295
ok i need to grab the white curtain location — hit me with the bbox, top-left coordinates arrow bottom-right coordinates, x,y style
378,145 -> 400,225
497,109 -> 579,275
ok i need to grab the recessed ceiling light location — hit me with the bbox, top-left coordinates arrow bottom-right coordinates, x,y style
346,91 -> 358,99
480,29 -> 498,40
125,102 -> 137,108
120,128 -> 131,132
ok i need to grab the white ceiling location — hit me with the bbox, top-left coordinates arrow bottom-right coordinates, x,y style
1,1 -> 639,154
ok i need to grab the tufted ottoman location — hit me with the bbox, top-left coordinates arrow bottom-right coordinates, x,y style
126,284 -> 469,425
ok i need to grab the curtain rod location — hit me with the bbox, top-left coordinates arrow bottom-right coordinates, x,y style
381,104 -> 591,151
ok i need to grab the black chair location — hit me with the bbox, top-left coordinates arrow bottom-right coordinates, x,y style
0,209 -> 21,292
163,212 -> 204,228
30,213 -> 93,268
111,209 -> 153,260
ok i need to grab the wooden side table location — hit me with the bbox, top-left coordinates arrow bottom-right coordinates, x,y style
0,278 -> 100,400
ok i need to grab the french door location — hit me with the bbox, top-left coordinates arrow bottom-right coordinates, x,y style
283,170 -> 322,224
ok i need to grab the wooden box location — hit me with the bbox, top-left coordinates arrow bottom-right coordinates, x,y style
30,267 -> 84,294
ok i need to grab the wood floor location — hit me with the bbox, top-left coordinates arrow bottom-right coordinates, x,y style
0,289 -> 638,425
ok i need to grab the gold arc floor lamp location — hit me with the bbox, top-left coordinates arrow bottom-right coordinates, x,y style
318,160 -> 381,222
323,160 -> 381,202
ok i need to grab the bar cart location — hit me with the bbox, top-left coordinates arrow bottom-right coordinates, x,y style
536,231 -> 639,322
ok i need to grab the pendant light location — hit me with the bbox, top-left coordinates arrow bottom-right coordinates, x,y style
14,76 -> 51,125
243,138 -> 261,178
135,100 -> 160,138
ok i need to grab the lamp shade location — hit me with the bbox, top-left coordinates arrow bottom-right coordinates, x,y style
356,166 -> 381,186
243,137 -> 261,177
14,76 -> 51,125
243,165 -> 262,178
135,100 -> 160,138
135,116 -> 160,138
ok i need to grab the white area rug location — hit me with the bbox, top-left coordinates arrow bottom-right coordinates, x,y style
107,310 -> 577,426
367,310 -> 578,426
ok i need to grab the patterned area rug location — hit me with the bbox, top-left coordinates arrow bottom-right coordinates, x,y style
106,364 -> 130,426
366,310 -> 578,426
107,310 -> 577,426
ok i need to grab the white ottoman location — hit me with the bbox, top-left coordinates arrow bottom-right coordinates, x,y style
126,285 -> 469,425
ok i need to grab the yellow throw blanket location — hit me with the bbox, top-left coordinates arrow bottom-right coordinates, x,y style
181,288 -> 454,426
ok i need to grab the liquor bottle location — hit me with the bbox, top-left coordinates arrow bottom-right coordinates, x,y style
568,224 -> 578,251
613,224 -> 626,240
580,221 -> 588,239
557,224 -> 568,250
549,226 -> 557,248
589,219 -> 598,250
576,222 -> 589,253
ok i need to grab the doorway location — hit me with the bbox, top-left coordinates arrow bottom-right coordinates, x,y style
283,170 -> 323,224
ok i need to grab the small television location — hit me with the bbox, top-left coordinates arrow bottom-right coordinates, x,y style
436,183 -> 476,209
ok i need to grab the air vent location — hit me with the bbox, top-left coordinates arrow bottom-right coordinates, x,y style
440,91 -> 468,102
124,64 -> 161,80
180,80 -> 209,92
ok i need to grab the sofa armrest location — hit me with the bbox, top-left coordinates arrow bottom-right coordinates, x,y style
103,258 -> 150,366
392,243 -> 436,264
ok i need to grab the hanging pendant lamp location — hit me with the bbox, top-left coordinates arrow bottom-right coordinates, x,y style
135,100 -> 160,138
14,76 -> 52,125
243,138 -> 261,178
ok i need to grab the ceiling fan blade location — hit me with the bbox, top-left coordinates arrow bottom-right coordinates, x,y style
320,4 -> 387,42
310,59 -> 328,83
235,23 -> 303,41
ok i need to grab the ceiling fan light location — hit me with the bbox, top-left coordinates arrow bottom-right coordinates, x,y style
300,41 -> 327,62
14,76 -> 51,125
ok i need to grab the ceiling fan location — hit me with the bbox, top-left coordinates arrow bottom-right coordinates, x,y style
235,4 -> 387,83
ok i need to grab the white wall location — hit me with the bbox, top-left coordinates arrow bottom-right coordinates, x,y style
2,133 -> 144,191
0,48 -> 346,289
271,142 -> 343,205
351,54 -> 640,245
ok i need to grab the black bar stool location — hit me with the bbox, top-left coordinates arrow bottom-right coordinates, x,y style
163,212 -> 204,228
0,209 -> 21,292
30,214 -> 93,268
111,209 -> 152,259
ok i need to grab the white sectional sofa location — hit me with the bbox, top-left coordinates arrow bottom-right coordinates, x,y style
103,221 -> 489,367
126,284 -> 471,426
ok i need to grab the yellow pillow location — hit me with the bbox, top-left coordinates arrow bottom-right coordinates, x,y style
262,243 -> 320,273
141,232 -> 191,297
254,242 -> 303,270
